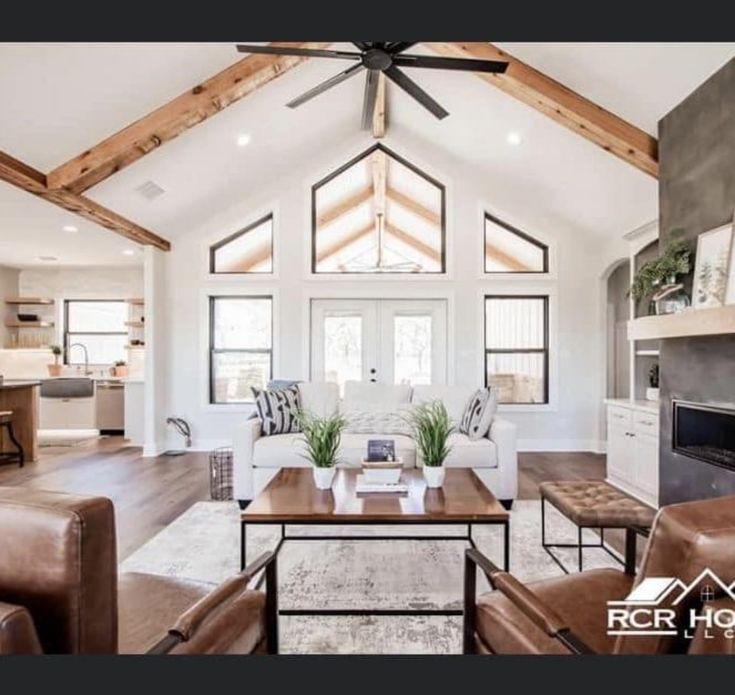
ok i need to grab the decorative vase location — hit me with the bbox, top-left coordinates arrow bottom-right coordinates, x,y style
423,465 -> 445,489
313,466 -> 336,490
114,366 -> 129,378
653,275 -> 690,315
47,364 -> 62,377
646,387 -> 660,402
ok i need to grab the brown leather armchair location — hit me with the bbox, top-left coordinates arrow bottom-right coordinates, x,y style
0,487 -> 278,655
464,494 -> 735,655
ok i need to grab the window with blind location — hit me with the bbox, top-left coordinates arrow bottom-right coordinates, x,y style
209,296 -> 273,404
484,295 -> 549,404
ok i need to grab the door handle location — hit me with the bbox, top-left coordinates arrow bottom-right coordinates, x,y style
370,378 -> 377,383
369,368 -> 376,374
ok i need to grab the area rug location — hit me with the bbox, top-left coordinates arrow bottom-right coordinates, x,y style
121,500 -> 621,654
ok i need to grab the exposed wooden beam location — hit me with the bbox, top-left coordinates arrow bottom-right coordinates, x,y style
316,223 -> 374,264
47,42 -> 330,194
484,244 -> 528,272
427,43 -> 659,178
317,186 -> 373,228
225,242 -> 272,272
386,187 -> 441,226
372,149 -> 387,216
385,222 -> 441,263
0,151 -> 171,250
372,73 -> 387,139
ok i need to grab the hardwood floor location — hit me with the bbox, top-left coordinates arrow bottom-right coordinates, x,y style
0,438 -> 606,560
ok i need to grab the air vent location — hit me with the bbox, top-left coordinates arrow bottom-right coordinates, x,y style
135,180 -> 166,200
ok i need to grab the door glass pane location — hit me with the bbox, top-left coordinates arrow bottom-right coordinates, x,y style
213,297 -> 271,350
323,315 -> 362,392
212,352 -> 270,404
394,314 -> 432,385
486,352 -> 545,404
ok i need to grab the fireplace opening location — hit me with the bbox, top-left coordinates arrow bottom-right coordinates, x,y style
673,401 -> 735,472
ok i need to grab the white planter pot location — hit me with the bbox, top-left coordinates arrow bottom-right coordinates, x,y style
313,466 -> 336,490
646,387 -> 660,402
423,466 -> 445,489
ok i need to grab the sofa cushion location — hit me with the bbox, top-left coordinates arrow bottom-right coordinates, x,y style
252,385 -> 301,436
344,409 -> 413,436
436,433 -> 497,469
253,433 -> 417,468
459,387 -> 498,441
411,385 -> 475,424
343,381 -> 412,413
298,382 -> 340,418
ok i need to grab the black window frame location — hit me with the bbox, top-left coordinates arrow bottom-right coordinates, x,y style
311,143 -> 447,275
63,299 -> 128,366
209,295 -> 274,405
483,212 -> 549,274
484,294 -> 550,405
209,213 -> 274,275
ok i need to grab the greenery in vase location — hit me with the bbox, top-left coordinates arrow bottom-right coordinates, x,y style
628,230 -> 691,303
114,360 -> 127,367
50,344 -> 62,365
297,411 -> 347,468
405,401 -> 452,467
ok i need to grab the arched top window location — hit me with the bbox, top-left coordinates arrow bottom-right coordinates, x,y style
210,214 -> 273,274
484,213 -> 548,274
312,145 -> 445,274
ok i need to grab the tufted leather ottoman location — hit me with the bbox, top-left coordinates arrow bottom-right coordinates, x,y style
539,480 -> 656,574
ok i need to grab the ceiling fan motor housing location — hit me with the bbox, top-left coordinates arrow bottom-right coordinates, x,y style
362,48 -> 393,71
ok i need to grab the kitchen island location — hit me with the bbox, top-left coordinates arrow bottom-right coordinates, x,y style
0,381 -> 40,463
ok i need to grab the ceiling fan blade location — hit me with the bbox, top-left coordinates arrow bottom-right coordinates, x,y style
393,54 -> 508,73
353,42 -> 371,51
385,42 -> 416,54
383,65 -> 449,120
361,70 -> 380,130
287,63 -> 365,109
236,44 -> 361,60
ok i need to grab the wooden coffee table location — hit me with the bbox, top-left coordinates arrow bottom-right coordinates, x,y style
241,467 -> 509,617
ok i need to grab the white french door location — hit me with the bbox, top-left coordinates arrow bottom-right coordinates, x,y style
311,299 -> 447,391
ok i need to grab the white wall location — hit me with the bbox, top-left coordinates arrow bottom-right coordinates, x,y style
160,131 -> 607,452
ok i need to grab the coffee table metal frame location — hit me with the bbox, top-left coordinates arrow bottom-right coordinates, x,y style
240,516 -> 510,618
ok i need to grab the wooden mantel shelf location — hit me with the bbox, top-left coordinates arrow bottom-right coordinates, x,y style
628,305 -> 735,340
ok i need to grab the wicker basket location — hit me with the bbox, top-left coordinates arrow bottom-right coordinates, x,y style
209,447 -> 233,501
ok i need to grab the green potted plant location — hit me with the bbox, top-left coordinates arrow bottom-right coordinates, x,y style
629,231 -> 692,314
48,345 -> 63,377
298,411 -> 347,490
405,401 -> 453,488
646,363 -> 659,402
113,359 -> 129,378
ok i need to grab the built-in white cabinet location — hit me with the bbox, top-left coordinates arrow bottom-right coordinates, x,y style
40,396 -> 96,430
605,399 -> 659,508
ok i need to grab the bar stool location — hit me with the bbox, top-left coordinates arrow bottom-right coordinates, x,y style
0,411 -> 24,468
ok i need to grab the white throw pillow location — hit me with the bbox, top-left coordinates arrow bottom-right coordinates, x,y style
459,387 -> 497,441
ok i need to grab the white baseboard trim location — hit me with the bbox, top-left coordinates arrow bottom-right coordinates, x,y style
518,439 -> 606,454
162,437 -> 231,453
142,441 -> 166,458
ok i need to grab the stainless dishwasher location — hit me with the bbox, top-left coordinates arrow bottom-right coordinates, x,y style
95,380 -> 125,432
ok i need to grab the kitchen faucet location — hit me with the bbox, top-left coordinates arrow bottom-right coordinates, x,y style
67,343 -> 91,376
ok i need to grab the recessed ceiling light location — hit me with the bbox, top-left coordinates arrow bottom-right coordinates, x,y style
62,224 -> 78,233
236,133 -> 252,147
122,249 -> 136,256
506,131 -> 522,146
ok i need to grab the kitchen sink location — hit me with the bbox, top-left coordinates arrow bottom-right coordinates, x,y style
40,378 -> 94,399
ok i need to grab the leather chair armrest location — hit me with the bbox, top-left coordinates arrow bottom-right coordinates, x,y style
148,552 -> 278,655
0,601 -> 43,655
464,548 -> 593,655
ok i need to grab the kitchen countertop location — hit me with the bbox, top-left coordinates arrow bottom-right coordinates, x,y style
0,380 -> 41,390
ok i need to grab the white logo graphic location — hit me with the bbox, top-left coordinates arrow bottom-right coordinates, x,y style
607,569 -> 735,639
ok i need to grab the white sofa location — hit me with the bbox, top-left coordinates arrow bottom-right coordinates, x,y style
233,381 -> 518,504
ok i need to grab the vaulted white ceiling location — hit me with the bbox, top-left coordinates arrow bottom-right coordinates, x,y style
0,42 -> 733,267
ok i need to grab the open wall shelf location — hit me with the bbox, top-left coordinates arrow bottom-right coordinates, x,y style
4,297 -> 55,305
628,305 -> 735,340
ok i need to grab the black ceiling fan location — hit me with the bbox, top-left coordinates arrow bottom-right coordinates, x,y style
235,42 -> 508,129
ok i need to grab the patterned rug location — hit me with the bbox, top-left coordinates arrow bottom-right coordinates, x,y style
121,499 -> 620,654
